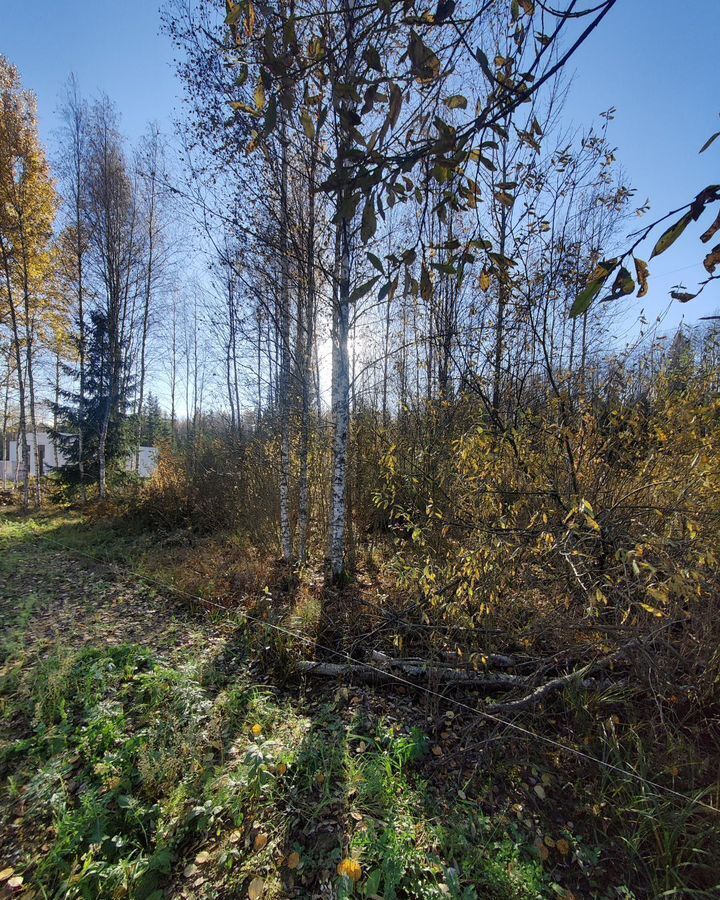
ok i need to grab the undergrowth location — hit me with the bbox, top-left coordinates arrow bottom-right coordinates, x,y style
2,511 -> 719,898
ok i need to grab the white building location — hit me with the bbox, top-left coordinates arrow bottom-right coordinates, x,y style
1,431 -> 158,482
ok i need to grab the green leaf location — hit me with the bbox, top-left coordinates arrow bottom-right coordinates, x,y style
367,252 -> 385,274
699,130 -> 720,153
408,30 -> 440,82
420,263 -> 433,301
363,46 -> 382,72
650,212 -> 693,258
349,276 -> 380,303
361,198 -> 377,242
610,265 -> 635,297
364,869 -> 382,895
264,95 -> 277,134
570,259 -> 618,318
570,282 -> 602,319
388,83 -> 403,130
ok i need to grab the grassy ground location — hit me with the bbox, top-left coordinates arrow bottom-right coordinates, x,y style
0,510 -> 716,899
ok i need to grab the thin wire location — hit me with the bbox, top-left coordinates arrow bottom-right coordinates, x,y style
17,521 -> 720,816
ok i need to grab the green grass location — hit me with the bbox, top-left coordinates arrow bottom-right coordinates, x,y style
2,510 -> 718,898
1,635 -> 558,898
0,505 -> 557,900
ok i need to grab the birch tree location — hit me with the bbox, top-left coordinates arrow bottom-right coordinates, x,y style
0,56 -> 58,508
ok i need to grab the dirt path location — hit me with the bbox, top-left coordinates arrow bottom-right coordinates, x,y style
1,529 -> 217,666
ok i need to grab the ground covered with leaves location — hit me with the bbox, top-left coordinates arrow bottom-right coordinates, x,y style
1,511 -> 717,899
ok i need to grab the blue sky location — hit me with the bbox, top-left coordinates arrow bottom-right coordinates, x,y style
3,0 -> 719,339
3,0 -> 178,144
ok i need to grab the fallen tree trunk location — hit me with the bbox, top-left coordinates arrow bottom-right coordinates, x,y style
295,659 -> 525,689
296,642 -> 636,704
487,640 -> 639,714
370,650 -> 519,670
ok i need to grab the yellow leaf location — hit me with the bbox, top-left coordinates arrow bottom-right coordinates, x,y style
634,257 -> 649,298
480,270 -> 491,292
230,101 -> 260,116
0,868 -> 15,881
245,1 -> 256,36
639,602 -> 665,618
287,851 -> 300,869
248,876 -> 265,899
300,108 -> 315,140
251,723 -> 263,736
254,78 -> 266,111
337,858 -> 362,882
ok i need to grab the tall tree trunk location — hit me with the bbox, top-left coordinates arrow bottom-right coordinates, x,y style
298,133 -> 320,564
170,305 -> 177,443
330,209 -> 352,579
4,279 -> 30,507
328,0 -> 357,581
53,346 -> 61,469
278,114 -> 294,562
98,399 -> 110,499
492,128 -> 511,423
2,347 -> 12,491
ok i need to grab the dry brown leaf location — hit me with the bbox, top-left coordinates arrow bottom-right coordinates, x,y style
287,851 -> 300,869
248,876 -> 265,899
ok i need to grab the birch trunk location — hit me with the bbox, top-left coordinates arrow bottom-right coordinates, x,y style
329,214 -> 351,579
297,130 -> 320,564
328,0 -> 357,580
1,349 -> 10,490
0,239 -> 29,505
278,113 -> 293,562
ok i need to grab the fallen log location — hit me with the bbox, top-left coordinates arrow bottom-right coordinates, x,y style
295,658 -> 525,689
370,649 -> 519,670
296,641 -> 636,705
487,640 -> 638,714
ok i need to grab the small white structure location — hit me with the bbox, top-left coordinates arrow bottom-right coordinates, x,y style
1,431 -> 158,481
